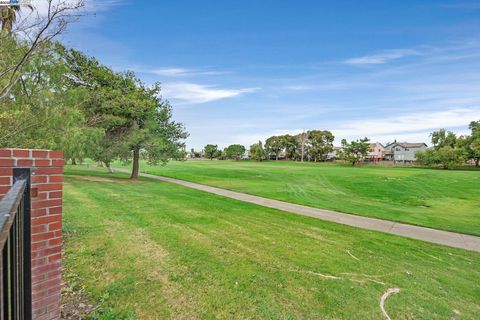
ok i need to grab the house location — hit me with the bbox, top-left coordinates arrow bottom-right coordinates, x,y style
366,142 -> 385,162
384,142 -> 428,162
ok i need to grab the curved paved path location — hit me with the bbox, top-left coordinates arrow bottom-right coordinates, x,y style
114,168 -> 480,253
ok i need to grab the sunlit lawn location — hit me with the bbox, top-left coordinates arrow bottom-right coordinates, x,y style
63,166 -> 480,319
115,160 -> 480,236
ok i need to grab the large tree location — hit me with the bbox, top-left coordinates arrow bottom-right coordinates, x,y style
250,141 -> 266,161
225,144 -> 245,160
124,83 -> 188,180
431,129 -> 457,149
281,135 -> 298,160
204,144 -> 219,160
308,130 -> 334,162
296,131 -> 309,162
62,48 -> 188,179
340,138 -> 370,166
265,136 -> 283,160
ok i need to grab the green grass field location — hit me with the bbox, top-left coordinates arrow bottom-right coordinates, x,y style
63,166 -> 480,319
116,160 -> 480,236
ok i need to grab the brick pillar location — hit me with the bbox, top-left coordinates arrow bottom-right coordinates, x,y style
0,149 -> 64,320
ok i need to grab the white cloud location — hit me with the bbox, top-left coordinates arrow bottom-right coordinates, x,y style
345,49 -> 421,65
331,108 -> 479,143
162,82 -> 259,104
148,68 -> 227,77
283,82 -> 352,91
151,68 -> 192,77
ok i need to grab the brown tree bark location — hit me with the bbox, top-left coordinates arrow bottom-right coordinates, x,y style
131,147 -> 140,180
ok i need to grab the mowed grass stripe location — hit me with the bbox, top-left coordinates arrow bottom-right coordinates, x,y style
64,166 -> 480,319
115,160 -> 480,236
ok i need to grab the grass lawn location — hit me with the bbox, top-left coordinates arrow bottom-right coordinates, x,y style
64,166 -> 480,319
114,160 -> 480,236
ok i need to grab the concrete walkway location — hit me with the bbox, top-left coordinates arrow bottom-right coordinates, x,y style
114,168 -> 480,253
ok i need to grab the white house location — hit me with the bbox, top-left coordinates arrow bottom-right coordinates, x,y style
384,142 -> 428,162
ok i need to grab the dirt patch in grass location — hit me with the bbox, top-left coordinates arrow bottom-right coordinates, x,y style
61,287 -> 96,320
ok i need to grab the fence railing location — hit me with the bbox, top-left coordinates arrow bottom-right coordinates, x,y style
0,168 -> 32,320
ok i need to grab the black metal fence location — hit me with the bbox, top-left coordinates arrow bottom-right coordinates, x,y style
0,169 -> 32,320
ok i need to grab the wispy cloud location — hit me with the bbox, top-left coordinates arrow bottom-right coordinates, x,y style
345,49 -> 421,65
162,82 -> 259,104
283,82 -> 352,92
151,68 -> 192,77
332,108 -> 479,142
148,67 -> 227,77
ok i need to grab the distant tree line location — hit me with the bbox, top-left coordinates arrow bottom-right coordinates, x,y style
195,120 -> 480,170
196,130 -> 365,163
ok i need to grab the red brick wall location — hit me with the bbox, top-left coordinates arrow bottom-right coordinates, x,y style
0,149 -> 64,320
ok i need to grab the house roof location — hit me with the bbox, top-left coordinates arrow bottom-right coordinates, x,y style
369,142 -> 384,148
395,142 -> 427,148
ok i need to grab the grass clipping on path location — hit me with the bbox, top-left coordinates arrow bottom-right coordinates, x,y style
63,166 -> 480,319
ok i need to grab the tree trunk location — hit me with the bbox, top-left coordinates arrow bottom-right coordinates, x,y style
106,163 -> 114,173
476,158 -> 479,167
96,161 -> 104,168
71,159 -> 77,165
131,147 -> 140,180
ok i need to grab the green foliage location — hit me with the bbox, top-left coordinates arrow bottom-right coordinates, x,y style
0,40 -> 89,151
281,135 -> 298,160
417,129 -> 468,169
416,146 -> 466,169
204,144 -> 219,160
249,141 -> 266,161
339,138 -> 370,166
265,136 -> 283,160
307,130 -> 334,162
431,128 -> 457,149
62,48 -> 188,177
225,144 -> 245,160
265,131 -> 334,162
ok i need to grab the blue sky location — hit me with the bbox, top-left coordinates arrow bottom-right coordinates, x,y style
60,0 -> 480,149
